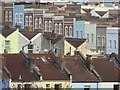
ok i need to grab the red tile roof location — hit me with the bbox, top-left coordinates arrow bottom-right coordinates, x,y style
64,56 -> 97,82
93,58 -> 120,82
27,54 -> 69,80
4,54 -> 37,82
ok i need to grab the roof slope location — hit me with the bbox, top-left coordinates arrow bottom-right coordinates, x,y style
64,56 -> 97,82
93,58 -> 120,82
4,54 -> 37,82
65,38 -> 86,48
28,54 -> 69,80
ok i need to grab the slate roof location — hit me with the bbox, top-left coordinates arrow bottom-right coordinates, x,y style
65,38 -> 86,48
4,54 -> 37,82
93,58 -> 120,82
27,54 -> 69,80
0,30 -> 15,37
64,56 -> 98,82
20,31 -> 38,40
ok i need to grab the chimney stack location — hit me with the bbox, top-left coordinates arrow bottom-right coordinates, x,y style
28,57 -> 35,72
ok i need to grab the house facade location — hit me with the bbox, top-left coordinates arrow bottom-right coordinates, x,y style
106,27 -> 119,54
96,25 -> 106,54
73,20 -> 86,38
85,23 -> 97,51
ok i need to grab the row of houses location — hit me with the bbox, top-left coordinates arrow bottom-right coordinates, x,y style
1,49 -> 120,90
0,26 -> 120,55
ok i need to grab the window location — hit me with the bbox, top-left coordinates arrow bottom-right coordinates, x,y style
5,11 -> 8,21
110,40 -> 112,49
114,85 -> 119,90
55,23 -> 59,33
84,85 -> 90,90
19,13 -> 22,23
87,34 -> 89,42
49,21 -> 52,32
46,84 -> 50,90
15,13 -> 19,24
76,31 -> 78,38
59,23 -> 62,34
97,35 -> 101,46
18,84 -> 22,90
29,16 -> 32,26
35,18 -> 39,29
102,36 -> 105,47
45,21 -> 48,31
41,56 -> 48,64
114,40 -> 116,49
9,11 -> 12,21
65,26 -> 68,37
81,31 -> 83,38
69,26 -> 72,37
54,84 -> 61,90
28,44 -> 33,53
25,16 -> 28,26
91,34 -> 94,42
39,18 -> 42,29
5,40 -> 10,51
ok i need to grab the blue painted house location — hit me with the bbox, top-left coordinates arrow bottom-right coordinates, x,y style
13,2 -> 24,29
73,21 -> 86,38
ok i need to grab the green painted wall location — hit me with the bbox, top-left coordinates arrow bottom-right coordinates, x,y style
0,34 -> 5,53
6,30 -> 19,53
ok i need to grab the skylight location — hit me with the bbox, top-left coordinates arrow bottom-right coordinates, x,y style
40,56 -> 48,64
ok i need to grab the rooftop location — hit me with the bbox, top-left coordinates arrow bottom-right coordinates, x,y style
64,56 -> 97,82
93,58 -> 120,82
27,53 -> 69,80
4,54 -> 37,82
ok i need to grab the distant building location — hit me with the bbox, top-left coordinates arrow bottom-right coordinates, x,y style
106,27 -> 119,54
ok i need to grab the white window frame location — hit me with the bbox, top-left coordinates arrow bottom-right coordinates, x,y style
15,13 -> 19,24
29,15 -> 32,26
102,36 -> 105,47
35,18 -> 38,29
39,18 -> 42,29
19,13 -> 22,23
69,26 -> 72,37
65,26 -> 68,37
49,20 -> 52,32
9,11 -> 12,21
59,23 -> 62,34
45,21 -> 48,32
87,34 -> 89,42
97,35 -> 101,46
5,11 -> 8,21
25,15 -> 28,26
55,23 -> 58,33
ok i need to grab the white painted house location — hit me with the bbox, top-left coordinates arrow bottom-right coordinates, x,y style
106,27 -> 119,54
85,23 -> 97,51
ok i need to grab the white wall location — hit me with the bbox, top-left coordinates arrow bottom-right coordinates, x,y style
106,27 -> 119,54
31,33 -> 42,53
85,23 -> 96,50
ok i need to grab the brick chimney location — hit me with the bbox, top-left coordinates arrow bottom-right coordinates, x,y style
27,57 -> 35,72
86,54 -> 94,72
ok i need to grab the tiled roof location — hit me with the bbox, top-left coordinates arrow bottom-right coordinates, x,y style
1,30 -> 15,37
20,31 -> 38,40
65,38 -> 86,48
4,54 -> 37,82
27,54 -> 69,80
93,58 -> 120,82
96,11 -> 107,17
64,56 -> 97,82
